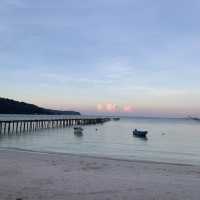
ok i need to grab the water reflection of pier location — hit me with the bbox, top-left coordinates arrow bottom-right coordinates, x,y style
0,117 -> 110,135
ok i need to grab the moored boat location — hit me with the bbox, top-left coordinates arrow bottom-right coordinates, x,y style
74,127 -> 84,135
133,129 -> 148,138
74,127 -> 83,131
113,118 -> 120,121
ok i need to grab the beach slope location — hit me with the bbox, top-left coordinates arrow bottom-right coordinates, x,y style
0,150 -> 200,200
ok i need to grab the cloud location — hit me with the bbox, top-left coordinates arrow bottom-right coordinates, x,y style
105,103 -> 117,112
41,72 -> 113,86
96,103 -> 118,113
97,103 -> 103,111
96,103 -> 135,113
1,0 -> 25,7
123,105 -> 133,112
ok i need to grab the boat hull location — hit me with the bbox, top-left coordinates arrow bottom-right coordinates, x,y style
74,127 -> 83,131
133,130 -> 148,138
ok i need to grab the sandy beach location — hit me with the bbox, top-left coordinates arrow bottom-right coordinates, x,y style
0,149 -> 200,200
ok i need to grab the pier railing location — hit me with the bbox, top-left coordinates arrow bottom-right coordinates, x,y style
0,117 -> 110,135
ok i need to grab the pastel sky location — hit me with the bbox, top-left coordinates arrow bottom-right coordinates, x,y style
0,0 -> 200,117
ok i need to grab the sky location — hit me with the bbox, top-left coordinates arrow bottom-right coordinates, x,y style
0,0 -> 200,117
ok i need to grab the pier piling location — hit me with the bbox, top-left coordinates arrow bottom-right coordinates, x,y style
0,117 -> 110,135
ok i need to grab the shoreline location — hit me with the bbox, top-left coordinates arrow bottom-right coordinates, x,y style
0,149 -> 200,200
0,147 -> 195,167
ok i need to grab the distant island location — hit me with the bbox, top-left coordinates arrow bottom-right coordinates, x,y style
188,116 -> 200,121
0,97 -> 81,115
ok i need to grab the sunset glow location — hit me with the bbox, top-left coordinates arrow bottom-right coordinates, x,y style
123,105 -> 134,113
0,0 -> 200,117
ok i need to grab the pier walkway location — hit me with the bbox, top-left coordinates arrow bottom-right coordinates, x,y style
0,117 -> 110,135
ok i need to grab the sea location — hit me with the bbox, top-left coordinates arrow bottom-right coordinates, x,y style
0,114 -> 200,165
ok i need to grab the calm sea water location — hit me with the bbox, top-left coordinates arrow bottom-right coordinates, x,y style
0,115 -> 200,165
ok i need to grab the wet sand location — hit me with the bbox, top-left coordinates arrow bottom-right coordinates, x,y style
0,149 -> 200,200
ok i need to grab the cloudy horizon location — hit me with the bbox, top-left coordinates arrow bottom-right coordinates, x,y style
1,0 -> 200,117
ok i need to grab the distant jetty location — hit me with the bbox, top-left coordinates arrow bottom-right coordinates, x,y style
0,97 -> 80,115
0,117 -> 110,135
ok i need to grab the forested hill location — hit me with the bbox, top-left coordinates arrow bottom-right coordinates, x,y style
0,97 -> 81,115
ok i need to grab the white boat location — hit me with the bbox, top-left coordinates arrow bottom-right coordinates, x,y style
133,129 -> 148,138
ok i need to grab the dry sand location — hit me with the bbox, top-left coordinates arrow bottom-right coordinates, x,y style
0,149 -> 200,200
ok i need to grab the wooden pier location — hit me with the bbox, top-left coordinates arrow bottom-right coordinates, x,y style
0,117 -> 110,136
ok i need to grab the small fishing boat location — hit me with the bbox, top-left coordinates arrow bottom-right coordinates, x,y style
133,129 -> 148,138
74,127 -> 83,137
74,127 -> 83,135
74,127 -> 83,131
